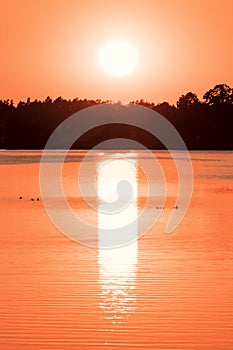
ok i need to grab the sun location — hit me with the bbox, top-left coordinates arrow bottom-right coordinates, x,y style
98,40 -> 138,77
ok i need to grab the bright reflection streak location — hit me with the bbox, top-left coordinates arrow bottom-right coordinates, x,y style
98,158 -> 138,324
98,242 -> 138,324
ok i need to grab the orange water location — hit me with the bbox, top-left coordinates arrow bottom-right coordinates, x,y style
0,151 -> 232,349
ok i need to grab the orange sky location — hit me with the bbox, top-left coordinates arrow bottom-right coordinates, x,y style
1,0 -> 233,104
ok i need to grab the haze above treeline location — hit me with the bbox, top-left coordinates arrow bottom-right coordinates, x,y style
0,84 -> 232,150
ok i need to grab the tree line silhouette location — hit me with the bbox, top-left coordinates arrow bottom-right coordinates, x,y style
0,83 -> 232,149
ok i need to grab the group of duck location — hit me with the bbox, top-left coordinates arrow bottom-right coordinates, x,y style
156,205 -> 179,210
19,196 -> 40,201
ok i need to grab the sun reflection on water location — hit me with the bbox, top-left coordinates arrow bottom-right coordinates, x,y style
98,242 -> 138,324
97,157 -> 138,324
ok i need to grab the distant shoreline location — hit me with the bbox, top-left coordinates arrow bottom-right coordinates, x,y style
1,149 -> 233,152
1,84 -> 233,150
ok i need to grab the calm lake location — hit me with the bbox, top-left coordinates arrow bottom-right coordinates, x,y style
0,150 -> 232,350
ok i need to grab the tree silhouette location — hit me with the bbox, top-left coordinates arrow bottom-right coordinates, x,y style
176,92 -> 199,110
203,84 -> 233,105
0,83 -> 232,150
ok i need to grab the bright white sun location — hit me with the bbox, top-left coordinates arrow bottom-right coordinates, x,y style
98,40 -> 138,77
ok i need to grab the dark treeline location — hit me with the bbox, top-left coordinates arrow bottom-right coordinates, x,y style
0,83 -> 232,150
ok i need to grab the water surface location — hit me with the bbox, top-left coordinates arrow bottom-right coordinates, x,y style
0,151 -> 232,349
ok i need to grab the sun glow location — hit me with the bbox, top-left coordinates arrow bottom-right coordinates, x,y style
98,40 -> 138,77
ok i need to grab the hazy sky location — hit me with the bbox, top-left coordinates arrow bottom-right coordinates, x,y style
1,0 -> 233,104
